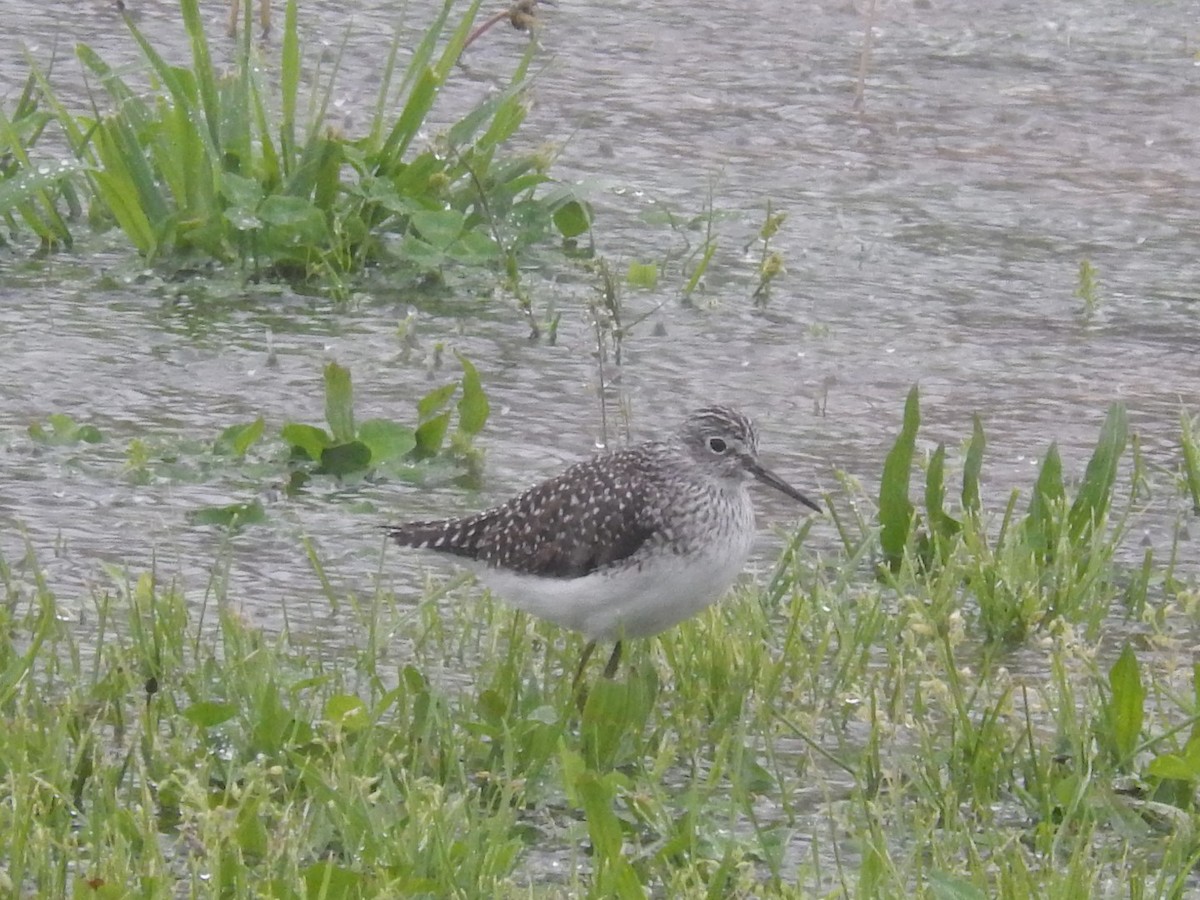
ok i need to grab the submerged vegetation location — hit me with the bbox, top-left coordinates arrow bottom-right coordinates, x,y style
3,390 -> 1200,896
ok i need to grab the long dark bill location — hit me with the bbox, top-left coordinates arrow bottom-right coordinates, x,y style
746,459 -> 822,512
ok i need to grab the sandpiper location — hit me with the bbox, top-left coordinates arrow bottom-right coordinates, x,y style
387,406 -> 820,686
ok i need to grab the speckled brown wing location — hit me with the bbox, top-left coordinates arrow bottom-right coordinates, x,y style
387,448 -> 666,579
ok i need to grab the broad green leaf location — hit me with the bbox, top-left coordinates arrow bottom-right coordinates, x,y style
418,383 -> 458,420
879,385 -> 919,566
323,362 -> 355,443
409,207 -> 466,250
213,418 -> 264,457
1068,403 -> 1127,545
456,354 -> 489,436
324,694 -> 369,732
281,423 -> 330,461
1106,643 -> 1144,768
357,419 -> 417,463
182,700 -> 238,728
414,411 -> 451,458
258,194 -> 329,244
1025,443 -> 1064,557
318,441 -> 372,476
552,199 -> 592,238
962,414 -> 985,516
447,228 -> 501,263
626,261 -> 658,289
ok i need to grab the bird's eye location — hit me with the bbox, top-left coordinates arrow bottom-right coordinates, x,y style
708,437 -> 727,454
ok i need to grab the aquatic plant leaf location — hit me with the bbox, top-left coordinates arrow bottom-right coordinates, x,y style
1025,443 -> 1064,558
455,354 -> 489,437
28,414 -> 103,445
213,417 -> 264,457
1068,403 -> 1127,545
258,194 -> 329,244
414,411 -> 452,458
187,500 -> 267,529
323,362 -> 355,444
448,228 -> 501,264
879,385 -> 920,567
626,261 -> 658,289
318,441 -> 372,476
1104,643 -> 1144,769
924,443 -> 961,550
409,208 -> 467,250
418,383 -> 458,420
357,419 -> 416,463
962,414 -> 985,516
1181,411 -> 1200,516
282,423 -> 331,461
552,199 -> 592,239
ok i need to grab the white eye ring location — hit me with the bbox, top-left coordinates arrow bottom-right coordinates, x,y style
708,437 -> 727,454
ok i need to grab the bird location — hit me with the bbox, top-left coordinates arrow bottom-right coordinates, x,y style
387,405 -> 821,688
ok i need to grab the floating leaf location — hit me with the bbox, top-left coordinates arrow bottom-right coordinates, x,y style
318,441 -> 372,476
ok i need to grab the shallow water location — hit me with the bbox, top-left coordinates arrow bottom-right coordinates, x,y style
2,0 -> 1195,618
1,0 -> 1197,890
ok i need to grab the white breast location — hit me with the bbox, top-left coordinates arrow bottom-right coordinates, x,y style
476,490 -> 756,641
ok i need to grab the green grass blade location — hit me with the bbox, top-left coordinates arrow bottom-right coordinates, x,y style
178,0 -> 221,152
379,0 -> 483,165
279,0 -> 300,167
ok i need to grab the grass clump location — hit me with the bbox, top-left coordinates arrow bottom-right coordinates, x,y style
867,384 -> 1133,644
6,0 -> 587,309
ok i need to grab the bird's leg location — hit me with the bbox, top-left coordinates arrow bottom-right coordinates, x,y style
602,640 -> 623,679
572,640 -> 597,693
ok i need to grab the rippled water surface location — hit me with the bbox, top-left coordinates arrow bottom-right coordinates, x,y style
0,0 -> 1196,661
